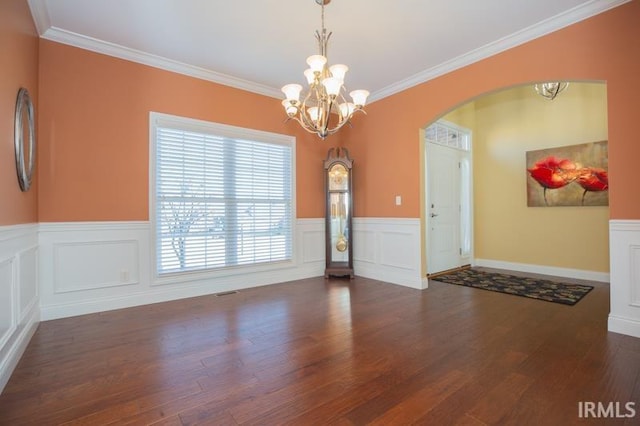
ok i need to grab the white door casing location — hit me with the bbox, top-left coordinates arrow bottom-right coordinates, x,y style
425,121 -> 472,274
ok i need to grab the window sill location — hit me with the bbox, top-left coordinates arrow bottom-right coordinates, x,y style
151,258 -> 297,287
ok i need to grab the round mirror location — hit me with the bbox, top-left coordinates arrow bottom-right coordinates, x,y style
14,88 -> 35,192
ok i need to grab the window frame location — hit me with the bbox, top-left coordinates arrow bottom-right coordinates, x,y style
149,112 -> 297,285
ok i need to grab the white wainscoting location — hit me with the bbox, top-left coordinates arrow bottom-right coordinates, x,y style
353,218 -> 426,289
609,220 -> 640,338
0,224 -> 39,393
38,218 -> 425,321
39,220 -> 326,321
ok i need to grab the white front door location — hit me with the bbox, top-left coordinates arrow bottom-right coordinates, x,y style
425,121 -> 472,275
427,142 -> 461,274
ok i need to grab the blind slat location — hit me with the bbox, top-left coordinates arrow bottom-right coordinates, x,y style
155,122 -> 293,274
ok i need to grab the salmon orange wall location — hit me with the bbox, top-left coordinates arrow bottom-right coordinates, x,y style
38,2 -> 639,222
345,1 -> 640,220
37,41 -> 329,222
0,0 -> 39,225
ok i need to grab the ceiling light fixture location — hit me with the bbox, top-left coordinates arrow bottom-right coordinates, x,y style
534,82 -> 569,100
281,0 -> 369,140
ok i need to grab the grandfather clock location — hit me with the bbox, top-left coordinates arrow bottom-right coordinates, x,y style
324,147 -> 354,278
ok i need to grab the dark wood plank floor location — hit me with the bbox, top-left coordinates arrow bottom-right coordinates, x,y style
1,271 -> 639,425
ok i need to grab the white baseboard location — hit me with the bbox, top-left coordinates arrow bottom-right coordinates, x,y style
608,315 -> 640,339
0,302 -> 39,393
355,263 -> 426,290
473,258 -> 610,283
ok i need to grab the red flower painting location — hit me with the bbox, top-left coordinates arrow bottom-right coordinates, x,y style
526,141 -> 609,207
527,156 -> 579,205
577,167 -> 608,204
528,157 -> 578,188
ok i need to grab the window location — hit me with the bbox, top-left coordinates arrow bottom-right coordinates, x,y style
425,120 -> 470,151
150,113 -> 295,276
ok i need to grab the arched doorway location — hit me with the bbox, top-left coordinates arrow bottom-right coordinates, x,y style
423,82 -> 609,281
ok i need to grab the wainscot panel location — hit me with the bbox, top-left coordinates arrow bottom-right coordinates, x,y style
609,220 -> 640,338
38,220 -> 325,321
353,218 -> 425,289
38,218 -> 426,321
0,224 -> 39,393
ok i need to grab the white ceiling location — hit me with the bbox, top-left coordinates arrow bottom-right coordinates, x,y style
27,0 -> 628,102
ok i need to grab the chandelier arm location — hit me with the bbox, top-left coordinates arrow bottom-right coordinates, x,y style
335,89 -> 349,122
324,115 -> 351,136
315,84 -> 330,133
321,98 -> 335,136
291,115 -> 323,135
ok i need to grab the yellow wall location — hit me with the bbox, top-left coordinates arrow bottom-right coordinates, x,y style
441,101 -> 476,131
444,83 -> 609,272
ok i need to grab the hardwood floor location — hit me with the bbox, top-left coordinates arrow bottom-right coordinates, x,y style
1,272 -> 639,425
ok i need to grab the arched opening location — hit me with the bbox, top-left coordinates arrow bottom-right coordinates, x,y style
423,81 -> 609,280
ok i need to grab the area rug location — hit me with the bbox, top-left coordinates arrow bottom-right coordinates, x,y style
432,268 -> 594,306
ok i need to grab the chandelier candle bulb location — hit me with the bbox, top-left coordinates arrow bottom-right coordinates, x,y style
307,55 -> 327,73
282,84 -> 302,102
350,89 -> 370,107
282,100 -> 297,116
329,64 -> 348,81
304,69 -> 315,84
280,0 -> 369,139
322,77 -> 342,97
308,107 -> 320,123
339,102 -> 355,117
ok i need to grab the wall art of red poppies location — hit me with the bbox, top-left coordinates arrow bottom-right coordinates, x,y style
526,141 -> 608,207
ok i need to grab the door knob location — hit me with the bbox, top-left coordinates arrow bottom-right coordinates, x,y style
431,213 -> 438,218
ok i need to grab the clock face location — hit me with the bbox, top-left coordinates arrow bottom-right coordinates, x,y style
328,163 -> 348,191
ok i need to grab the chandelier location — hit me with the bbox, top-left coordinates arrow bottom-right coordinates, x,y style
281,0 -> 369,139
534,82 -> 569,100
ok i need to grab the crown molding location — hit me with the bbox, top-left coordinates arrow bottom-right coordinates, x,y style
40,27 -> 283,99
26,0 -> 281,99
27,0 -> 50,36
369,0 -> 631,103
27,0 -> 630,103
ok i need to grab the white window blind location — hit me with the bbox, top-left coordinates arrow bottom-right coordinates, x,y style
152,115 -> 293,275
